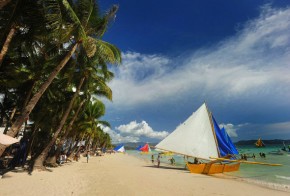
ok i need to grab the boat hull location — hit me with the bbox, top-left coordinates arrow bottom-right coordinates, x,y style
140,152 -> 149,154
186,162 -> 240,174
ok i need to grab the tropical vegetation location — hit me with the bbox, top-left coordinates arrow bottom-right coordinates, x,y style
0,0 -> 121,172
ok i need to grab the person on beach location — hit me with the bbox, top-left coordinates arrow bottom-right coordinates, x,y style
169,157 -> 175,165
241,154 -> 244,160
86,150 -> 90,163
157,154 -> 161,168
151,155 -> 154,164
252,153 -> 256,159
259,152 -> 266,158
74,151 -> 80,161
243,154 -> 247,161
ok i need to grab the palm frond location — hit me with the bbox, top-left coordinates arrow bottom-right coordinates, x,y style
93,39 -> 121,64
75,0 -> 94,28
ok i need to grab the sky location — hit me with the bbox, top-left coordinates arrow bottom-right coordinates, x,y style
98,0 -> 290,144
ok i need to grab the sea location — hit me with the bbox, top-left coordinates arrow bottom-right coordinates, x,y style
126,145 -> 290,192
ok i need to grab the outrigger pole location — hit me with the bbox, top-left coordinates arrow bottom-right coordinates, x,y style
209,157 -> 282,166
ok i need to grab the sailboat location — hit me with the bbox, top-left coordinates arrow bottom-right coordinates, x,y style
255,138 -> 265,147
136,145 -> 142,151
139,143 -> 151,153
155,103 -> 240,174
114,144 -> 126,153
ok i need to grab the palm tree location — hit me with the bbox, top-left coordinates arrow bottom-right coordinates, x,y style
78,100 -> 110,148
0,0 -> 48,65
0,0 -> 120,157
0,0 -> 22,65
31,1 -> 120,168
33,76 -> 85,169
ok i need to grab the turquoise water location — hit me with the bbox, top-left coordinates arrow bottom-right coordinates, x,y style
126,145 -> 290,192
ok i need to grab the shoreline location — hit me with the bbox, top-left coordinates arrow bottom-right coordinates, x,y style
127,152 -> 290,193
0,153 -> 289,195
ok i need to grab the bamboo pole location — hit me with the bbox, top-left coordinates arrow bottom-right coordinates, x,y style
209,157 -> 282,166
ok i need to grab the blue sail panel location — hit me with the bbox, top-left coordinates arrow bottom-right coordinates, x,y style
221,127 -> 239,155
114,144 -> 124,151
136,145 -> 142,151
212,116 -> 238,157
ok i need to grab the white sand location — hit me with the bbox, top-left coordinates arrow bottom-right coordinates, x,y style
0,153 -> 289,196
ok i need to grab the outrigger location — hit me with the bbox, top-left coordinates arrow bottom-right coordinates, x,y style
155,103 -> 282,174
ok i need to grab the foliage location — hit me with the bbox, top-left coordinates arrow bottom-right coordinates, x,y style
0,0 -> 121,168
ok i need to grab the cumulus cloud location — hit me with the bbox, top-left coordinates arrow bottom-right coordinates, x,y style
101,121 -> 169,144
219,123 -> 239,137
116,121 -> 169,139
108,6 -> 290,108
102,126 -> 140,144
102,5 -> 290,142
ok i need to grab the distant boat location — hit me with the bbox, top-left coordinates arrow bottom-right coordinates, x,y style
255,138 -> 265,147
139,143 -> 151,153
155,103 -> 240,174
136,145 -> 142,151
114,144 -> 125,153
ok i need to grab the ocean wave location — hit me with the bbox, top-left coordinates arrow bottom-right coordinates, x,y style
237,177 -> 290,192
276,175 -> 290,180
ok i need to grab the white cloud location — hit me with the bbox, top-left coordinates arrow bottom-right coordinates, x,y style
108,6 -> 290,108
220,123 -> 238,138
102,126 -> 140,144
101,121 -> 169,144
116,120 -> 169,139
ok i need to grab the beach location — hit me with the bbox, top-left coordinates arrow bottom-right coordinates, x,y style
0,153 -> 289,196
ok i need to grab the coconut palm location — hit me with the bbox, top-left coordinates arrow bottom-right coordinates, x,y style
0,0 -> 120,157
79,100 -> 110,148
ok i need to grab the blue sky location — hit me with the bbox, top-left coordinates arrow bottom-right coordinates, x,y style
98,0 -> 290,143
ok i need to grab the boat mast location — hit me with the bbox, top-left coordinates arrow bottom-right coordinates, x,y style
205,103 -> 221,158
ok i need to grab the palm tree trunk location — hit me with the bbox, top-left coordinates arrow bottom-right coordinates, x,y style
33,77 -> 85,170
85,135 -> 92,151
54,98 -> 86,163
0,26 -> 16,65
0,0 -> 24,64
66,135 -> 76,156
68,138 -> 81,160
26,124 -> 39,159
59,95 -> 86,143
22,81 -> 35,109
3,106 -> 16,134
0,43 -> 79,157
0,0 -> 12,9
92,142 -> 98,155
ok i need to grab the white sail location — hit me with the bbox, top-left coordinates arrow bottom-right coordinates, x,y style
155,103 -> 219,159
117,146 -> 125,153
